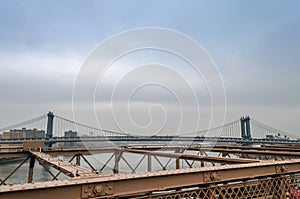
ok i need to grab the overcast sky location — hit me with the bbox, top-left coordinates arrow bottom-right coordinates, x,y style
0,0 -> 299,136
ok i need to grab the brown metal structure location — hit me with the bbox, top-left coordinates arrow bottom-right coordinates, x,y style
1,142 -> 300,198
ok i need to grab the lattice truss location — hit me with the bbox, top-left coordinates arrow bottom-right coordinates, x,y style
134,174 -> 300,199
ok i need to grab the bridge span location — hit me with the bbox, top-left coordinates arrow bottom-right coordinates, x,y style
1,142 -> 300,198
0,112 -> 299,146
1,112 -> 300,198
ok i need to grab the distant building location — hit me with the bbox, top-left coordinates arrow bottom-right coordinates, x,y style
65,130 -> 77,138
0,128 -> 45,152
3,128 -> 45,139
64,130 -> 78,147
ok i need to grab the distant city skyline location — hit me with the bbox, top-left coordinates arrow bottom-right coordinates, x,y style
0,1 -> 299,136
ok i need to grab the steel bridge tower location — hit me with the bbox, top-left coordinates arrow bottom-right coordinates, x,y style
241,116 -> 251,139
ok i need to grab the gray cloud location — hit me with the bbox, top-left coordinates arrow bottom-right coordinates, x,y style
0,1 -> 299,135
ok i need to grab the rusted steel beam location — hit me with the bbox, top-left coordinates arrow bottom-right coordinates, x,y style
1,159 -> 300,198
0,148 -> 119,159
122,148 -> 260,164
44,145 -> 300,157
147,154 -> 152,172
0,146 -> 23,150
0,156 -> 30,185
51,155 -> 78,180
75,154 -> 80,166
27,155 -> 35,183
129,144 -> 300,153
0,151 -> 30,158
80,154 -> 97,172
113,151 -> 123,174
132,155 -> 146,173
99,153 -> 115,172
36,158 -> 59,180
212,144 -> 300,152
187,147 -> 300,157
45,148 -> 119,156
29,151 -> 97,177
2,144 -> 300,163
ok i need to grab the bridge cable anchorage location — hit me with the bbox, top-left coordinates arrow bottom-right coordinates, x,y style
0,114 -> 47,133
53,115 -> 131,137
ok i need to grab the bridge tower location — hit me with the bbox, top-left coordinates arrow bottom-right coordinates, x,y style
240,116 -> 251,139
46,111 -> 54,139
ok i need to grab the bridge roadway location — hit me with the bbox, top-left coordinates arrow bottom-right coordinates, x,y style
0,135 -> 299,145
1,142 -> 300,198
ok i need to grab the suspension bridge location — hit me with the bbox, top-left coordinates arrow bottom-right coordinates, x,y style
0,111 -> 298,146
1,112 -> 300,199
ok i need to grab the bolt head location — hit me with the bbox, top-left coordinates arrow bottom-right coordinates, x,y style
94,185 -> 104,195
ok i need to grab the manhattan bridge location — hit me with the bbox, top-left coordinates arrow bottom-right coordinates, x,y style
0,112 -> 300,198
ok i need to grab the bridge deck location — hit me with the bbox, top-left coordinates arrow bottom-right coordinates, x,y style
30,151 -> 97,177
